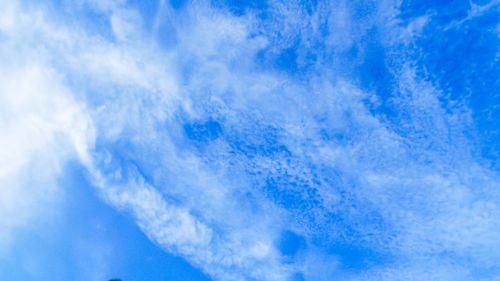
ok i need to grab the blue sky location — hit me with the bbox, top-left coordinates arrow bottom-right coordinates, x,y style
0,0 -> 499,280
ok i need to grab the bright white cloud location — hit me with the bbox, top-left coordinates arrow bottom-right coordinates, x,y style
0,62 -> 94,253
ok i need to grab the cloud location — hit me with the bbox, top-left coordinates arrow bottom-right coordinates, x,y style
1,0 -> 499,280
0,52 -> 94,253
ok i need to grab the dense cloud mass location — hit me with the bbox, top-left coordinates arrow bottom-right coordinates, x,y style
1,0 -> 499,280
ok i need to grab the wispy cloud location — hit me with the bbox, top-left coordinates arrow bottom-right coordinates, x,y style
1,0 -> 499,280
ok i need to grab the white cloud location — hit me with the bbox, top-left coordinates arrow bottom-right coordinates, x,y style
0,63 -> 94,253
1,0 -> 499,280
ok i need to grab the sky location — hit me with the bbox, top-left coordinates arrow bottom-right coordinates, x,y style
0,0 -> 499,280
